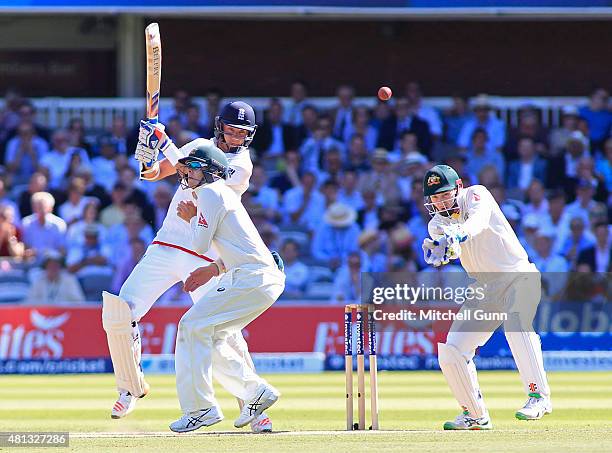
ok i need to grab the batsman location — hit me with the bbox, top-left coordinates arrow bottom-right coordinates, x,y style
421,164 -> 552,430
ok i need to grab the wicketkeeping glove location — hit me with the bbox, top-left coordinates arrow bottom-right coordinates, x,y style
440,224 -> 468,260
422,238 -> 449,267
135,120 -> 172,166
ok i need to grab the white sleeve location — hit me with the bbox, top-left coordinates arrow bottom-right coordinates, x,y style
427,217 -> 445,240
189,189 -> 227,256
461,186 -> 493,240
226,162 -> 252,189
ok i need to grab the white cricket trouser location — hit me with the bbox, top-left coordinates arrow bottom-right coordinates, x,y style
445,270 -> 551,398
175,263 -> 285,412
118,243 -> 259,397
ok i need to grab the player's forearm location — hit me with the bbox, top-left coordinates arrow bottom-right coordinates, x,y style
141,158 -> 177,182
461,207 -> 492,240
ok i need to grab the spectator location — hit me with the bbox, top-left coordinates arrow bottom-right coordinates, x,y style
252,98 -> 297,158
533,227 -> 570,273
377,97 -> 432,156
66,224 -> 113,277
58,177 -> 94,226
331,251 -> 362,304
343,105 -> 378,151
457,94 -> 506,153
549,105 -> 580,157
549,130 -> 591,185
312,203 -> 360,270
338,170 -> 363,210
532,227 -> 569,299
523,179 -> 550,219
111,237 -> 147,293
107,209 -> 153,265
332,84 -> 355,141
166,116 -> 188,144
388,226 -> 418,272
294,104 -> 318,147
504,108 -> 549,161
320,147 -> 344,184
152,182 -> 173,230
91,137 -> 119,192
444,94 -> 473,145
249,164 -> 280,220
5,123 -> 49,186
477,165 -> 503,188
282,171 -> 325,230
579,88 -> 612,152
184,103 -> 208,138
577,222 -> 612,272
396,152 -> 428,202
356,189 -> 379,231
506,137 -> 548,193
66,199 -> 106,247
559,217 -> 594,268
358,230 -> 387,273
389,131 -> 420,163
279,239 -> 308,297
0,178 -> 20,225
594,137 -> 612,195
406,201 -> 431,269
118,166 -> 155,226
284,80 -> 309,127
201,88 -> 222,135
0,204 -> 24,258
3,101 -> 50,143
66,118 -> 91,155
39,129 -> 90,190
259,222 -> 281,251
26,251 -> 85,304
75,166 -> 111,209
0,89 -> 23,144
565,179 -> 598,227
269,149 -> 302,194
159,89 -> 190,126
546,189 -> 571,253
100,182 -> 128,228
17,172 -> 50,218
519,213 -> 540,260
22,192 -> 66,259
345,134 -> 371,173
300,115 -> 345,172
405,81 -> 443,139
358,149 -> 401,205
464,128 -> 505,183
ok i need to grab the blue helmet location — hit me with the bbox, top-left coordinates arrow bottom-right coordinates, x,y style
214,101 -> 257,152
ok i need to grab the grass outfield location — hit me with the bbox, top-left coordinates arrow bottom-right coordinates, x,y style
0,371 -> 611,452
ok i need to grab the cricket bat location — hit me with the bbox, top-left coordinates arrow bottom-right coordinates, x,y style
141,23 -> 162,173
145,22 -> 162,125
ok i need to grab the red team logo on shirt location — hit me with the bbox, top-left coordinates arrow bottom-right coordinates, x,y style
198,213 -> 208,228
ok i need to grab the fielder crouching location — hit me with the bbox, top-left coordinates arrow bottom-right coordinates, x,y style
169,143 -> 285,432
422,164 -> 552,430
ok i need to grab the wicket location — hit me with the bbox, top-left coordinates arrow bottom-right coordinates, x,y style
344,304 -> 379,430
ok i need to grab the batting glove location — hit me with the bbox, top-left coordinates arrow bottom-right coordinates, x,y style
135,120 -> 172,165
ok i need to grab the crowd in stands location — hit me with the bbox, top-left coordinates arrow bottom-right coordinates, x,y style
0,82 -> 610,304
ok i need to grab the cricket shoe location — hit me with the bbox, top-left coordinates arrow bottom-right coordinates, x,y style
169,407 -> 224,433
234,384 -> 280,428
443,411 -> 492,430
251,413 -> 273,433
110,382 -> 150,419
515,393 -> 552,420
111,391 -> 137,419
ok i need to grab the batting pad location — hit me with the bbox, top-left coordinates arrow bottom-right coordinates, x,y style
505,329 -> 550,397
102,291 -> 148,397
438,342 -> 487,417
